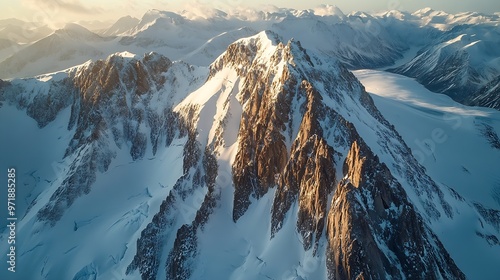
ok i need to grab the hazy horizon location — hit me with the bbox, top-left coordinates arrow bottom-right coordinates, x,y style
0,0 -> 498,28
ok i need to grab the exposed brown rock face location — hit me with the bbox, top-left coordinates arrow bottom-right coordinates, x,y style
18,52 -> 201,226
69,52 -> 173,160
281,133 -> 336,251
229,34 -> 293,221
227,34 -> 361,233
271,81 -> 336,253
326,139 -> 466,280
215,33 -> 465,280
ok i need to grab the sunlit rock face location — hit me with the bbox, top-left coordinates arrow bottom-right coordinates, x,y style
326,139 -> 465,279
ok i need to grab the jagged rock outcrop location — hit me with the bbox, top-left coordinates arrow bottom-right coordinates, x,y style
127,106 -> 222,280
223,32 -> 346,233
126,129 -> 216,280
0,52 -> 206,226
37,53 -> 180,225
165,148 -> 219,280
67,52 -> 173,159
326,139 -> 465,279
191,31 -> 465,280
227,33 -> 292,221
0,76 -> 75,127
271,81 -> 337,253
278,132 -> 336,252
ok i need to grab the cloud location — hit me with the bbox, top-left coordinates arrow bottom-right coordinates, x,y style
21,0 -> 104,15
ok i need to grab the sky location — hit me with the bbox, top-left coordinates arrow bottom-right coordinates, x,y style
0,0 -> 498,26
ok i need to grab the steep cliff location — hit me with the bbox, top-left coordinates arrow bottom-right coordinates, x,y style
125,30 -> 469,279
326,139 -> 465,279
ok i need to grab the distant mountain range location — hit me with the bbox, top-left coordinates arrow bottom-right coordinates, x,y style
0,7 -> 498,109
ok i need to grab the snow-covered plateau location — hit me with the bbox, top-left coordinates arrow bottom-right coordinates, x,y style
0,5 -> 499,280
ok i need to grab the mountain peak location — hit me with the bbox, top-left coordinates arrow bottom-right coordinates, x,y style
313,4 -> 346,19
113,51 -> 137,59
101,15 -> 139,36
55,22 -> 101,40
208,30 -> 280,75
61,22 -> 92,33
416,7 -> 435,14
412,7 -> 449,17
133,9 -> 186,34
141,9 -> 185,23
179,7 -> 228,20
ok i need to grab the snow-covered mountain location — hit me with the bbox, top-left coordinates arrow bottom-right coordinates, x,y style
469,74 -> 500,109
1,6 -> 499,105
1,6 -> 500,280
0,23 -> 113,79
0,18 -> 53,44
100,16 -> 140,36
0,9 -> 442,74
390,23 -> 500,103
0,19 -> 53,64
411,7 -> 500,30
0,7 -> 408,78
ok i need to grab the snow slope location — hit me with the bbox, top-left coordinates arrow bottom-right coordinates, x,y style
354,69 -> 500,209
0,105 -> 73,223
354,69 -> 500,279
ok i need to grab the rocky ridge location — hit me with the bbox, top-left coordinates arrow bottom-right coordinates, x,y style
126,31 -> 469,279
0,52 -> 207,225
1,30 -> 498,279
